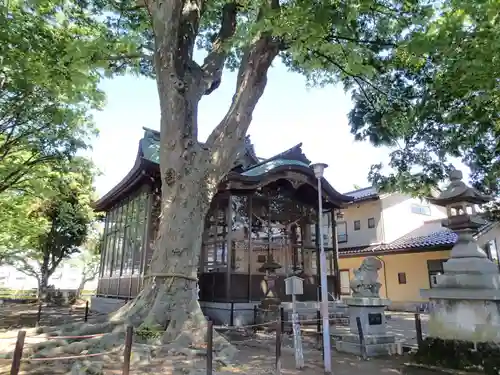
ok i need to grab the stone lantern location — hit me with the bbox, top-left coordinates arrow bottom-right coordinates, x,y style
426,169 -> 497,276
421,169 -> 500,344
257,255 -> 282,324
259,255 -> 282,308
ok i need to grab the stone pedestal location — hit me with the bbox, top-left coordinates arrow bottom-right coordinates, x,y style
421,285 -> 500,342
335,297 -> 400,357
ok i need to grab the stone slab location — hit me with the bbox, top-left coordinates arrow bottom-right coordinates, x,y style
340,333 -> 396,345
344,297 -> 391,307
335,339 -> 402,357
425,298 -> 500,342
421,287 -> 500,300
433,272 -> 500,290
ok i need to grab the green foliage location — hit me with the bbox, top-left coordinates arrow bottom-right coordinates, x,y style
347,0 -> 500,201
0,0 -> 148,196
135,325 -> 164,341
414,337 -> 500,375
0,156 -> 98,291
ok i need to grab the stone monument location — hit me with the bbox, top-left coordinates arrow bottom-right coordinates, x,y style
335,256 -> 400,356
421,169 -> 500,343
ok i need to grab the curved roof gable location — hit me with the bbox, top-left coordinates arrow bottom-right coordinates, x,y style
94,128 -> 354,210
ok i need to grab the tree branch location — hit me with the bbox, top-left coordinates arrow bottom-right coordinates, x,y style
205,0 -> 281,173
148,0 -> 204,143
327,34 -> 397,47
310,49 -> 388,98
201,2 -> 238,95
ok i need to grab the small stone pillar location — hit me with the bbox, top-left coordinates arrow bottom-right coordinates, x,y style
335,257 -> 400,356
421,169 -> 500,343
258,256 -> 282,323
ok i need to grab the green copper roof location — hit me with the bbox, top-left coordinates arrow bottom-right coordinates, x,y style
138,129 -> 311,176
140,129 -> 160,164
241,159 -> 310,177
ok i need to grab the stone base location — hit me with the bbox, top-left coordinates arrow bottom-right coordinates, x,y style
344,299 -> 390,337
335,333 -> 401,357
421,296 -> 500,342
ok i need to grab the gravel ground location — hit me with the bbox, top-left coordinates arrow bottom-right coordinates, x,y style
0,303 -> 440,375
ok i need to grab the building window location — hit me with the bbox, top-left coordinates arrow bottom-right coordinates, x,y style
398,272 -> 407,284
257,254 -> 267,263
427,259 -> 446,288
354,220 -> 361,231
336,221 -> 347,243
367,217 -> 375,229
339,270 -> 351,295
411,203 -> 431,216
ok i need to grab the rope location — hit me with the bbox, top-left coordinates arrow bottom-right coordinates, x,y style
143,273 -> 198,282
0,332 -> 107,341
23,348 -> 120,362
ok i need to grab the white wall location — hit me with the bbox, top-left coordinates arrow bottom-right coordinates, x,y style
337,199 -> 384,248
380,193 -> 448,243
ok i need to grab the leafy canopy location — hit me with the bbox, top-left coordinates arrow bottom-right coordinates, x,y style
5,0 -> 498,212
0,0 -> 131,195
348,0 -> 500,199
0,157 -> 98,284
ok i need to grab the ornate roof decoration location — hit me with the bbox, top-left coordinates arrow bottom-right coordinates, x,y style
140,128 -> 160,163
241,159 -> 310,177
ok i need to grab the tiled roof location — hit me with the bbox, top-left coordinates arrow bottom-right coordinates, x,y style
342,186 -> 379,202
339,220 -> 494,256
338,245 -> 380,255
377,229 -> 457,251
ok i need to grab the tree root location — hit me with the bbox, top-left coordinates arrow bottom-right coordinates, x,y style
12,296 -> 237,374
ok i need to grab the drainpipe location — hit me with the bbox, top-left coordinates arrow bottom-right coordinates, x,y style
378,199 -> 386,244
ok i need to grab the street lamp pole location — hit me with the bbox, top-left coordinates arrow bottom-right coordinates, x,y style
311,163 -> 332,374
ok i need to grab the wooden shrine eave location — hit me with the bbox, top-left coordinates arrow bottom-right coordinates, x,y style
93,157 -> 158,212
222,164 -> 353,209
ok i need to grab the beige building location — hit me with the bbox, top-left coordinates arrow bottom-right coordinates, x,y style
336,187 -> 500,310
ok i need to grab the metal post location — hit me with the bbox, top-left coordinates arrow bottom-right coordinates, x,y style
316,175 -> 332,373
207,320 -> 213,375
355,317 -> 367,360
122,325 -> 133,375
415,312 -> 423,349
275,318 -> 282,375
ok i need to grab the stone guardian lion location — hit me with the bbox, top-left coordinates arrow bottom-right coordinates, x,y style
349,256 -> 383,298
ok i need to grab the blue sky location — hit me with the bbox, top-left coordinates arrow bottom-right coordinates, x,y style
89,58 -> 393,198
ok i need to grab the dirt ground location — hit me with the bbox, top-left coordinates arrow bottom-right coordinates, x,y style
0,303 -> 439,375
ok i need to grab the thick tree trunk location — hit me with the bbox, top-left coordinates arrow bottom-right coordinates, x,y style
112,0 -> 280,357
114,155 -> 221,344
38,260 -> 50,302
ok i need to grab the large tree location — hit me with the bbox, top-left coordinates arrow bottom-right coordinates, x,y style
24,0 -> 492,366
100,0 -> 434,348
348,0 -> 500,209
